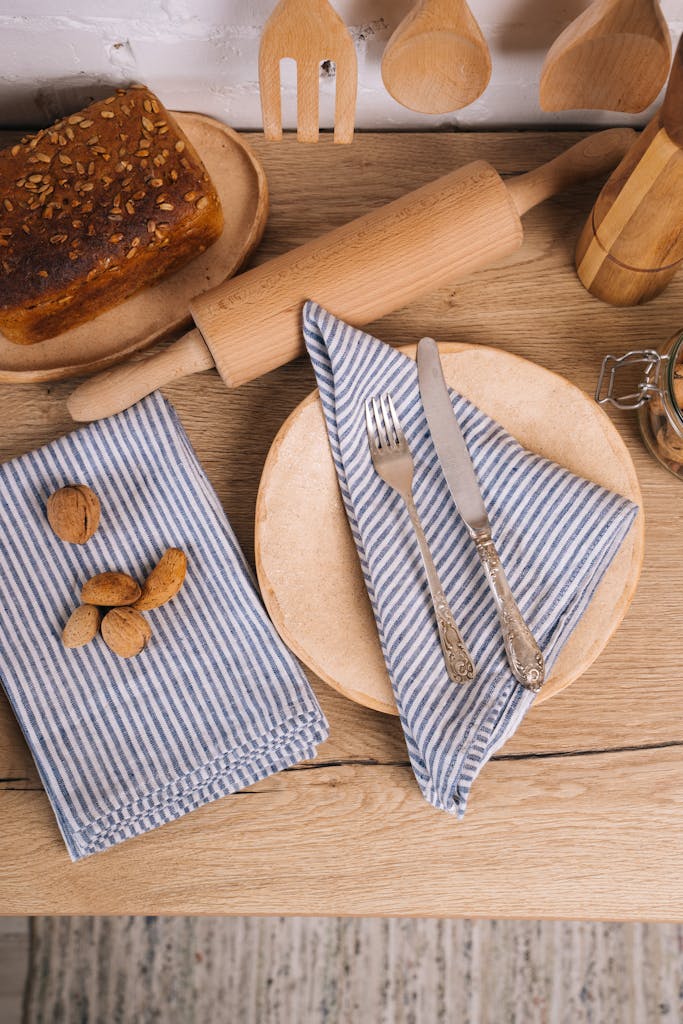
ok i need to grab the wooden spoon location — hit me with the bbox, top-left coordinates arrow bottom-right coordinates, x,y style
540,0 -> 671,113
381,0 -> 491,114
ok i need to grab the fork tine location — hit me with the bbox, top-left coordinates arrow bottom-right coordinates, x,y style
385,393 -> 404,445
364,398 -> 377,449
380,394 -> 398,447
258,49 -> 283,141
296,60 -> 320,143
332,49 -> 358,144
379,394 -> 393,445
372,397 -> 390,448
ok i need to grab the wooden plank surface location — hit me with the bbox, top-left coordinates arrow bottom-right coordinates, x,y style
0,130 -> 681,918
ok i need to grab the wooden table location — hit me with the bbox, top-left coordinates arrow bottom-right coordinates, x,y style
1,131 -> 681,919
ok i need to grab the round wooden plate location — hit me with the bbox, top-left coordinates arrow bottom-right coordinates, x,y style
0,112 -> 268,382
255,343 -> 644,714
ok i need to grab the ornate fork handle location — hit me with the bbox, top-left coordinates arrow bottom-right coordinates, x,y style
404,496 -> 475,686
473,532 -> 545,692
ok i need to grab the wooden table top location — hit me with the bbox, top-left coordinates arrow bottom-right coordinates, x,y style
1,130 -> 681,919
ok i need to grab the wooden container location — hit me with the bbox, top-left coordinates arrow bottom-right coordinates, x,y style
575,37 -> 683,306
575,117 -> 683,305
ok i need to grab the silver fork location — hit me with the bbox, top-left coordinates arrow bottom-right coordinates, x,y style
365,393 -> 475,687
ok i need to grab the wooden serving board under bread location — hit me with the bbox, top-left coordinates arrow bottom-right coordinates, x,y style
0,113 -> 268,382
255,343 -> 643,714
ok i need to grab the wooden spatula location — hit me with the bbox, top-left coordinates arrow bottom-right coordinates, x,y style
381,0 -> 491,113
259,0 -> 357,143
540,0 -> 671,113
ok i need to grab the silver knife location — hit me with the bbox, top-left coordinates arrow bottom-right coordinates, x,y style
417,337 -> 545,693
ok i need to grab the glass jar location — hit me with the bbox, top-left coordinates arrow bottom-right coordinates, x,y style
597,329 -> 683,480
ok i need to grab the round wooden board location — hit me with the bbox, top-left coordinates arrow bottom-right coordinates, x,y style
0,112 -> 268,382
255,343 -> 644,714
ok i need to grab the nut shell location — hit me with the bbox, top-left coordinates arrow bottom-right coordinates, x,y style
134,548 -> 187,611
47,484 -> 100,544
101,607 -> 151,658
62,604 -> 101,648
81,571 -> 141,606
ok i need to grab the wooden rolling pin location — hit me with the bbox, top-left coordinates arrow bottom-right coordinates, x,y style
575,37 -> 683,306
68,128 -> 634,422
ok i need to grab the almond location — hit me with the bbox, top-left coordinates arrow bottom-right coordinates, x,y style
62,604 -> 101,648
134,548 -> 187,611
81,571 -> 141,606
46,484 -> 100,544
101,607 -> 151,658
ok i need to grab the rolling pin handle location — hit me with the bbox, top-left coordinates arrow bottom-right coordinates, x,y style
66,328 -> 215,422
506,127 -> 637,216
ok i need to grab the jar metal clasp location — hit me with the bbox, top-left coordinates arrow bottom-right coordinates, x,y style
596,349 -> 668,410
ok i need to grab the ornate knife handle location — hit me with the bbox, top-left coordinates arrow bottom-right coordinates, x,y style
405,497 -> 475,686
473,532 -> 545,693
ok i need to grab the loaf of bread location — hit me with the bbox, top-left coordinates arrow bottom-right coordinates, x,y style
0,85 -> 224,345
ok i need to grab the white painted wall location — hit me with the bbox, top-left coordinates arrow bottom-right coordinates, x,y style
0,1 -> 681,130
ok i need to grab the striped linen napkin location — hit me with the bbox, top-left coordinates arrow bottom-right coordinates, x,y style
303,301 -> 638,817
0,393 -> 328,860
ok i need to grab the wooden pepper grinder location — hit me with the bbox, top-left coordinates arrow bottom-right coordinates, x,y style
575,35 -> 683,306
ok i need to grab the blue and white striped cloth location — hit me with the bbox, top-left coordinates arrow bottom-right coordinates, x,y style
0,393 -> 328,860
303,301 -> 638,817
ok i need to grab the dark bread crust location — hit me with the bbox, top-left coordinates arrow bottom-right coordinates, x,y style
0,85 -> 223,345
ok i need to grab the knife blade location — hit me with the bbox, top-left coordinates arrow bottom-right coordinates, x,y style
416,338 -> 489,537
416,336 -> 545,692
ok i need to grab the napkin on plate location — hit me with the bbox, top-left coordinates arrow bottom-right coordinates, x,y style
0,393 -> 328,860
303,301 -> 638,817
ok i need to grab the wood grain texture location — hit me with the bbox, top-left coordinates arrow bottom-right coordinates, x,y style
255,344 -> 643,713
0,131 -> 682,918
576,41 -> 683,306
539,0 -> 671,114
380,0 -> 491,114
0,114 -> 268,382
2,749 -> 683,919
65,128 -> 634,423
259,0 -> 357,144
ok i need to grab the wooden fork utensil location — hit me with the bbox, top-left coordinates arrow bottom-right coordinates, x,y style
259,0 -> 358,143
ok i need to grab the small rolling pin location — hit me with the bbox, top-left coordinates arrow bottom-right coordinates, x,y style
68,128 -> 634,422
575,37 -> 683,306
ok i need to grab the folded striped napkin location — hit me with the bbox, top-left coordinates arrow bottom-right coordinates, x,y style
303,301 -> 637,817
0,393 -> 328,860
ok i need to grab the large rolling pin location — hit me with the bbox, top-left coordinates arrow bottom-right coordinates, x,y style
68,128 -> 634,422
